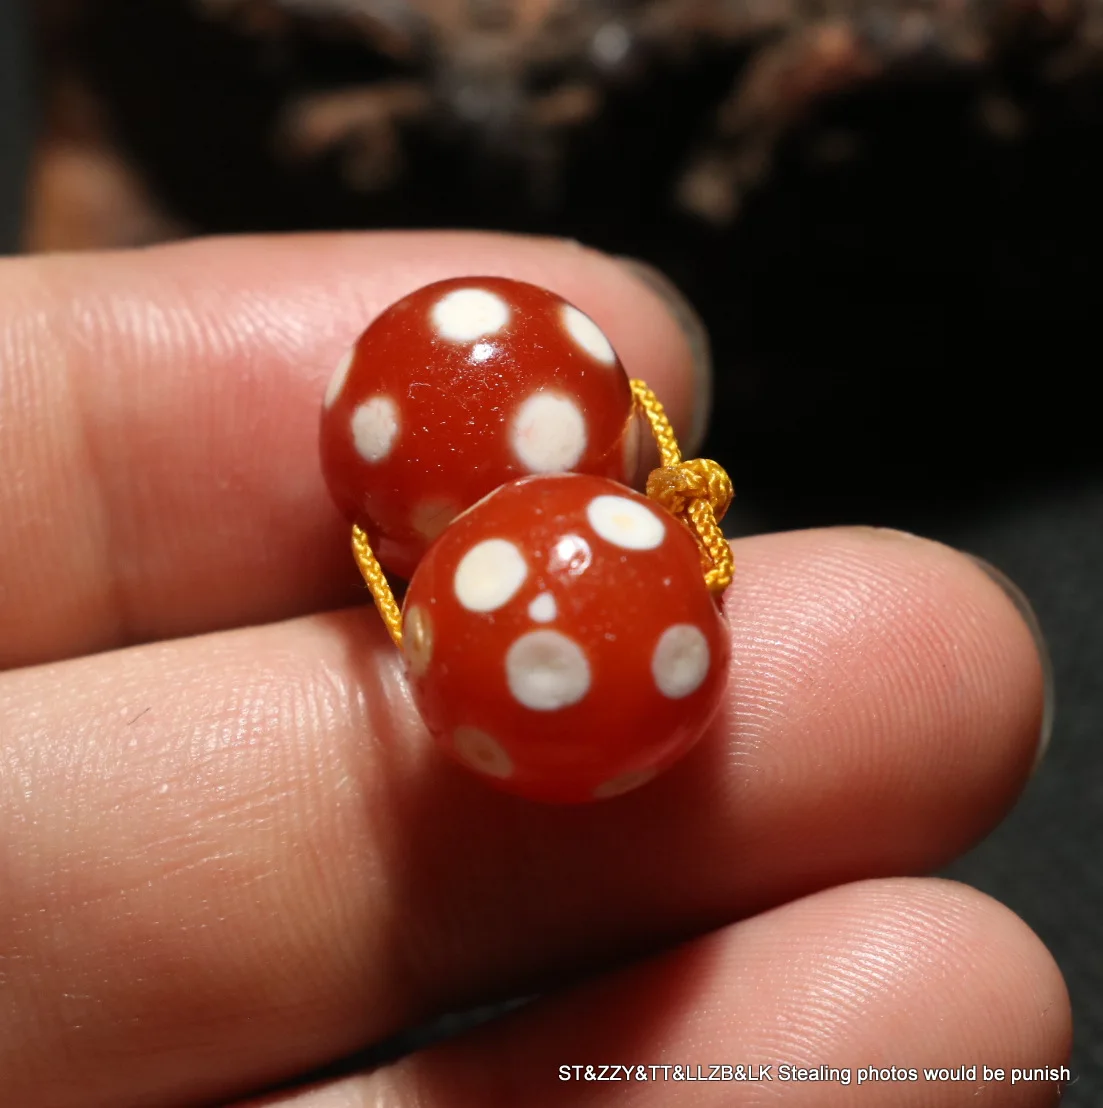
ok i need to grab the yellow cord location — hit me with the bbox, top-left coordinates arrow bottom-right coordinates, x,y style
351,524 -> 404,648
629,379 -> 735,594
350,379 -> 735,647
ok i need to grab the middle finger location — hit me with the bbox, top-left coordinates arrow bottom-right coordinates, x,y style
0,527 -> 1045,1108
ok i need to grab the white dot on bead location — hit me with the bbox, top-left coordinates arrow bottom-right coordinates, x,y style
403,605 -> 433,678
351,396 -> 400,463
586,494 -> 665,550
528,592 -> 557,623
561,304 -> 616,365
510,392 -> 587,473
410,499 -> 458,542
454,538 -> 528,612
454,726 -> 514,778
431,288 -> 511,342
506,630 -> 591,711
324,347 -> 354,409
593,766 -> 658,799
651,624 -> 710,699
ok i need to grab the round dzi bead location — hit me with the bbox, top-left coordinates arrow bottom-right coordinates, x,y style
402,473 -> 730,803
320,277 -> 641,579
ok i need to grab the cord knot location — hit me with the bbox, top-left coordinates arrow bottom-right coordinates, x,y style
643,456 -> 734,594
646,457 -> 733,522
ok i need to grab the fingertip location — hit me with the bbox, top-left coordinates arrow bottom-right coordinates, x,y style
903,877 -> 1073,1064
961,556 -> 1054,772
705,526 -> 1047,885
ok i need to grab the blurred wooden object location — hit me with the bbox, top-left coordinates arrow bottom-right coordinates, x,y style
23,0 -> 1103,448
25,77 -> 183,251
29,0 -> 1101,252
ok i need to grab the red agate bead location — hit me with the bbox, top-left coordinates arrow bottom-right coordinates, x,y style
320,277 -> 641,579
402,473 -> 730,803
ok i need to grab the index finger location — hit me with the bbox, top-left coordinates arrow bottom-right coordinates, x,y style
0,233 -> 704,669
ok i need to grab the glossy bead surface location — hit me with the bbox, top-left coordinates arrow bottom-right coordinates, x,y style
320,277 -> 639,579
402,473 -> 730,803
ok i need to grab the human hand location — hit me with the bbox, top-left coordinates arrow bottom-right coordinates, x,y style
0,233 -> 1066,1107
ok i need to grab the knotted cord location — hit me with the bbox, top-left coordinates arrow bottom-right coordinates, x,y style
629,379 -> 734,594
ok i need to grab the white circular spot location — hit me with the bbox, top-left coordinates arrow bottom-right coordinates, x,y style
431,288 -> 511,342
506,630 -> 591,711
561,304 -> 617,365
586,495 -> 665,550
351,395 -> 399,463
622,412 -> 642,483
528,592 -> 557,623
651,624 -> 711,699
510,392 -> 588,473
324,347 -> 354,409
403,605 -> 433,678
593,766 -> 658,799
410,499 -> 458,542
453,726 -> 514,779
454,539 -> 528,612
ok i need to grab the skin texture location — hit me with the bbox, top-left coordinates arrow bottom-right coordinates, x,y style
0,233 -> 1069,1108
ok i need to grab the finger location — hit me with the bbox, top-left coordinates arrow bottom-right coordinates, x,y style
237,880 -> 1071,1108
0,528 -> 1046,1108
0,235 -> 702,669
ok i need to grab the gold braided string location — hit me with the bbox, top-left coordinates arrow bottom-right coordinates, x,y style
350,377 -> 735,646
630,379 -> 734,594
351,524 -> 404,648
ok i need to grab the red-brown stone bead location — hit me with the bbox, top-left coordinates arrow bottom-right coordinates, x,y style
402,473 -> 730,803
320,277 -> 639,579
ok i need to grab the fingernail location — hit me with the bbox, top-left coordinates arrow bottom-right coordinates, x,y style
616,257 -> 712,454
967,555 -> 1055,773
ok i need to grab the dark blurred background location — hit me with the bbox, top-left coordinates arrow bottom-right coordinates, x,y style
0,3 -> 32,253
1,1 -> 1100,1102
